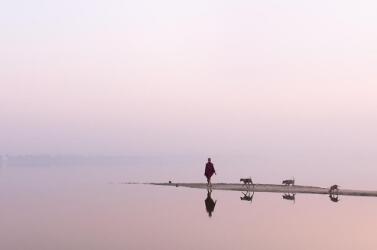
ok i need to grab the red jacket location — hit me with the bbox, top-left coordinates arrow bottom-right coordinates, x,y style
204,162 -> 215,178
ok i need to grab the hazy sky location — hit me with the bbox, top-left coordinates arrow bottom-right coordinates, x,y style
1,0 -> 377,155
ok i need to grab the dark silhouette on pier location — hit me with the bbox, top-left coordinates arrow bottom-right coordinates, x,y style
282,178 -> 295,186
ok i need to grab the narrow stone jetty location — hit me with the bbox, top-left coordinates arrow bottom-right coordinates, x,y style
150,182 -> 377,197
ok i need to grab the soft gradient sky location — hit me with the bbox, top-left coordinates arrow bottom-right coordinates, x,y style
1,0 -> 377,156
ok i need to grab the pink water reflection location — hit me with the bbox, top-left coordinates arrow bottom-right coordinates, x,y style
1,166 -> 377,250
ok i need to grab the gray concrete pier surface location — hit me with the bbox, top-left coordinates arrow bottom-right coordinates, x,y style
150,182 -> 377,197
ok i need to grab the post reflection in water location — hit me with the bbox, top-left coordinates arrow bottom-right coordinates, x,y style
204,189 -> 217,217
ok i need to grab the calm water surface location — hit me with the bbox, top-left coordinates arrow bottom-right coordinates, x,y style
1,164 -> 377,250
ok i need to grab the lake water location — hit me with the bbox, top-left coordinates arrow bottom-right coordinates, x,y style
1,161 -> 377,250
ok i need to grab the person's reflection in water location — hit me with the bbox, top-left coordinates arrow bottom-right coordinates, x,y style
205,189 -> 217,218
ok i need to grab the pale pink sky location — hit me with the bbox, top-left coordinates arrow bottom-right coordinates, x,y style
1,0 -> 377,156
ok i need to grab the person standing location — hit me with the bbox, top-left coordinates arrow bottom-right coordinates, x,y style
204,158 -> 216,186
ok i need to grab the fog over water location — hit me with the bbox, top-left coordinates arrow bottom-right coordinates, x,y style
2,162 -> 377,250
1,1 -> 377,187
1,1 -> 377,249
1,1 -> 377,158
